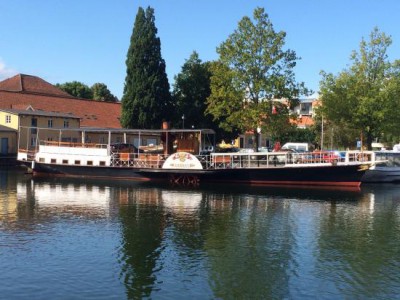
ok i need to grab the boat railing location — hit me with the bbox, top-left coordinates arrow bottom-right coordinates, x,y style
110,152 -> 167,168
109,150 -> 375,170
42,140 -> 108,149
208,150 -> 375,169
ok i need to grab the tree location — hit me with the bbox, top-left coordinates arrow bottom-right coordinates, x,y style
91,83 -> 118,102
173,52 -> 211,128
320,27 -> 400,150
172,52 -> 238,141
56,81 -> 93,99
121,6 -> 172,129
206,7 -> 308,151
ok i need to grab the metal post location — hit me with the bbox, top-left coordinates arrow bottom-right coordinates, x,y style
321,115 -> 324,150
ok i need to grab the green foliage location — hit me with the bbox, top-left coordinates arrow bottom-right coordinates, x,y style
121,6 -> 172,129
278,127 -> 316,147
206,7 -> 308,151
311,109 -> 359,150
91,83 -> 118,102
56,81 -> 118,102
56,81 -> 93,99
320,27 -> 400,149
173,52 -> 211,128
172,52 -> 239,141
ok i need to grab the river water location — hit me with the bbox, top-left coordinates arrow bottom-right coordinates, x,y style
1,168 -> 400,299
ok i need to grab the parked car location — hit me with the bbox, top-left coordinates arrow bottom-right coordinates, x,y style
215,146 -> 240,153
239,148 -> 254,153
200,145 -> 215,155
258,147 -> 270,152
270,148 -> 299,164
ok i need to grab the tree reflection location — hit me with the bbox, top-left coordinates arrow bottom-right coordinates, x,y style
316,186 -> 400,298
116,188 -> 166,299
203,195 -> 294,299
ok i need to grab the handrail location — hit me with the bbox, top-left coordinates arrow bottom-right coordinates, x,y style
41,141 -> 108,148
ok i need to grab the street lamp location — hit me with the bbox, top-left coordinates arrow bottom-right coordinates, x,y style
182,114 -> 185,129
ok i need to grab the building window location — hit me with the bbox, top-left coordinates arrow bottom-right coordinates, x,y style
5,115 -> 11,123
64,120 -> 69,128
48,119 -> 53,128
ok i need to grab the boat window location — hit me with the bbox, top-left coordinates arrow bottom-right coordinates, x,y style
51,159 -> 56,164
99,161 -> 106,166
62,160 -> 68,164
376,152 -> 400,167
74,160 -> 81,165
87,161 -> 93,166
39,158 -> 45,163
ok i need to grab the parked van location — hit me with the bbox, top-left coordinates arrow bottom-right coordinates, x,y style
281,142 -> 309,152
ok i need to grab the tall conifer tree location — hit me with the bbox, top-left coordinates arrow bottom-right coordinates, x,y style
121,6 -> 171,129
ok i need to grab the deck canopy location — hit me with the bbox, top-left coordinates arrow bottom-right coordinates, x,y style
18,126 -> 216,156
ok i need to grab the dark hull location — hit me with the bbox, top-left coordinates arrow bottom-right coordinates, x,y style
32,162 -> 367,187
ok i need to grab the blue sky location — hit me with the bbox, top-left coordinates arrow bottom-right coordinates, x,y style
1,0 -> 399,99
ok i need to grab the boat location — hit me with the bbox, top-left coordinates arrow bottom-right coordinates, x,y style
362,150 -> 400,183
17,126 -> 375,188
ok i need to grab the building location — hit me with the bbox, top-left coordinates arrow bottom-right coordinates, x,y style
0,125 -> 17,155
235,97 -> 319,150
0,108 -> 81,151
0,74 -> 122,128
290,97 -> 317,129
0,74 -> 123,155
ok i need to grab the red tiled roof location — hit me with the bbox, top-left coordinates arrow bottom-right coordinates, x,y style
0,74 -> 122,128
0,74 -> 73,97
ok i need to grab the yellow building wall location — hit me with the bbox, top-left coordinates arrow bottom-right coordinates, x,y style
0,131 -> 18,154
18,115 -> 80,150
0,111 -> 19,130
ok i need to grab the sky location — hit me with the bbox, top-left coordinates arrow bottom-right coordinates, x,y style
1,0 -> 399,100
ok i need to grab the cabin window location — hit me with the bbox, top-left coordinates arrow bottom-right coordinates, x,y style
99,161 -> 106,166
39,158 -> 45,163
48,119 -> 53,128
74,160 -> 81,165
62,160 -> 68,164
147,138 -> 157,146
51,159 -> 56,164
87,161 -> 93,166
5,115 -> 11,123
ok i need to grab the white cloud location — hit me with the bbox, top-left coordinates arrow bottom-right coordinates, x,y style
0,58 -> 17,80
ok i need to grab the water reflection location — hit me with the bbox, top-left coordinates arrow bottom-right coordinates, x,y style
1,170 -> 400,299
